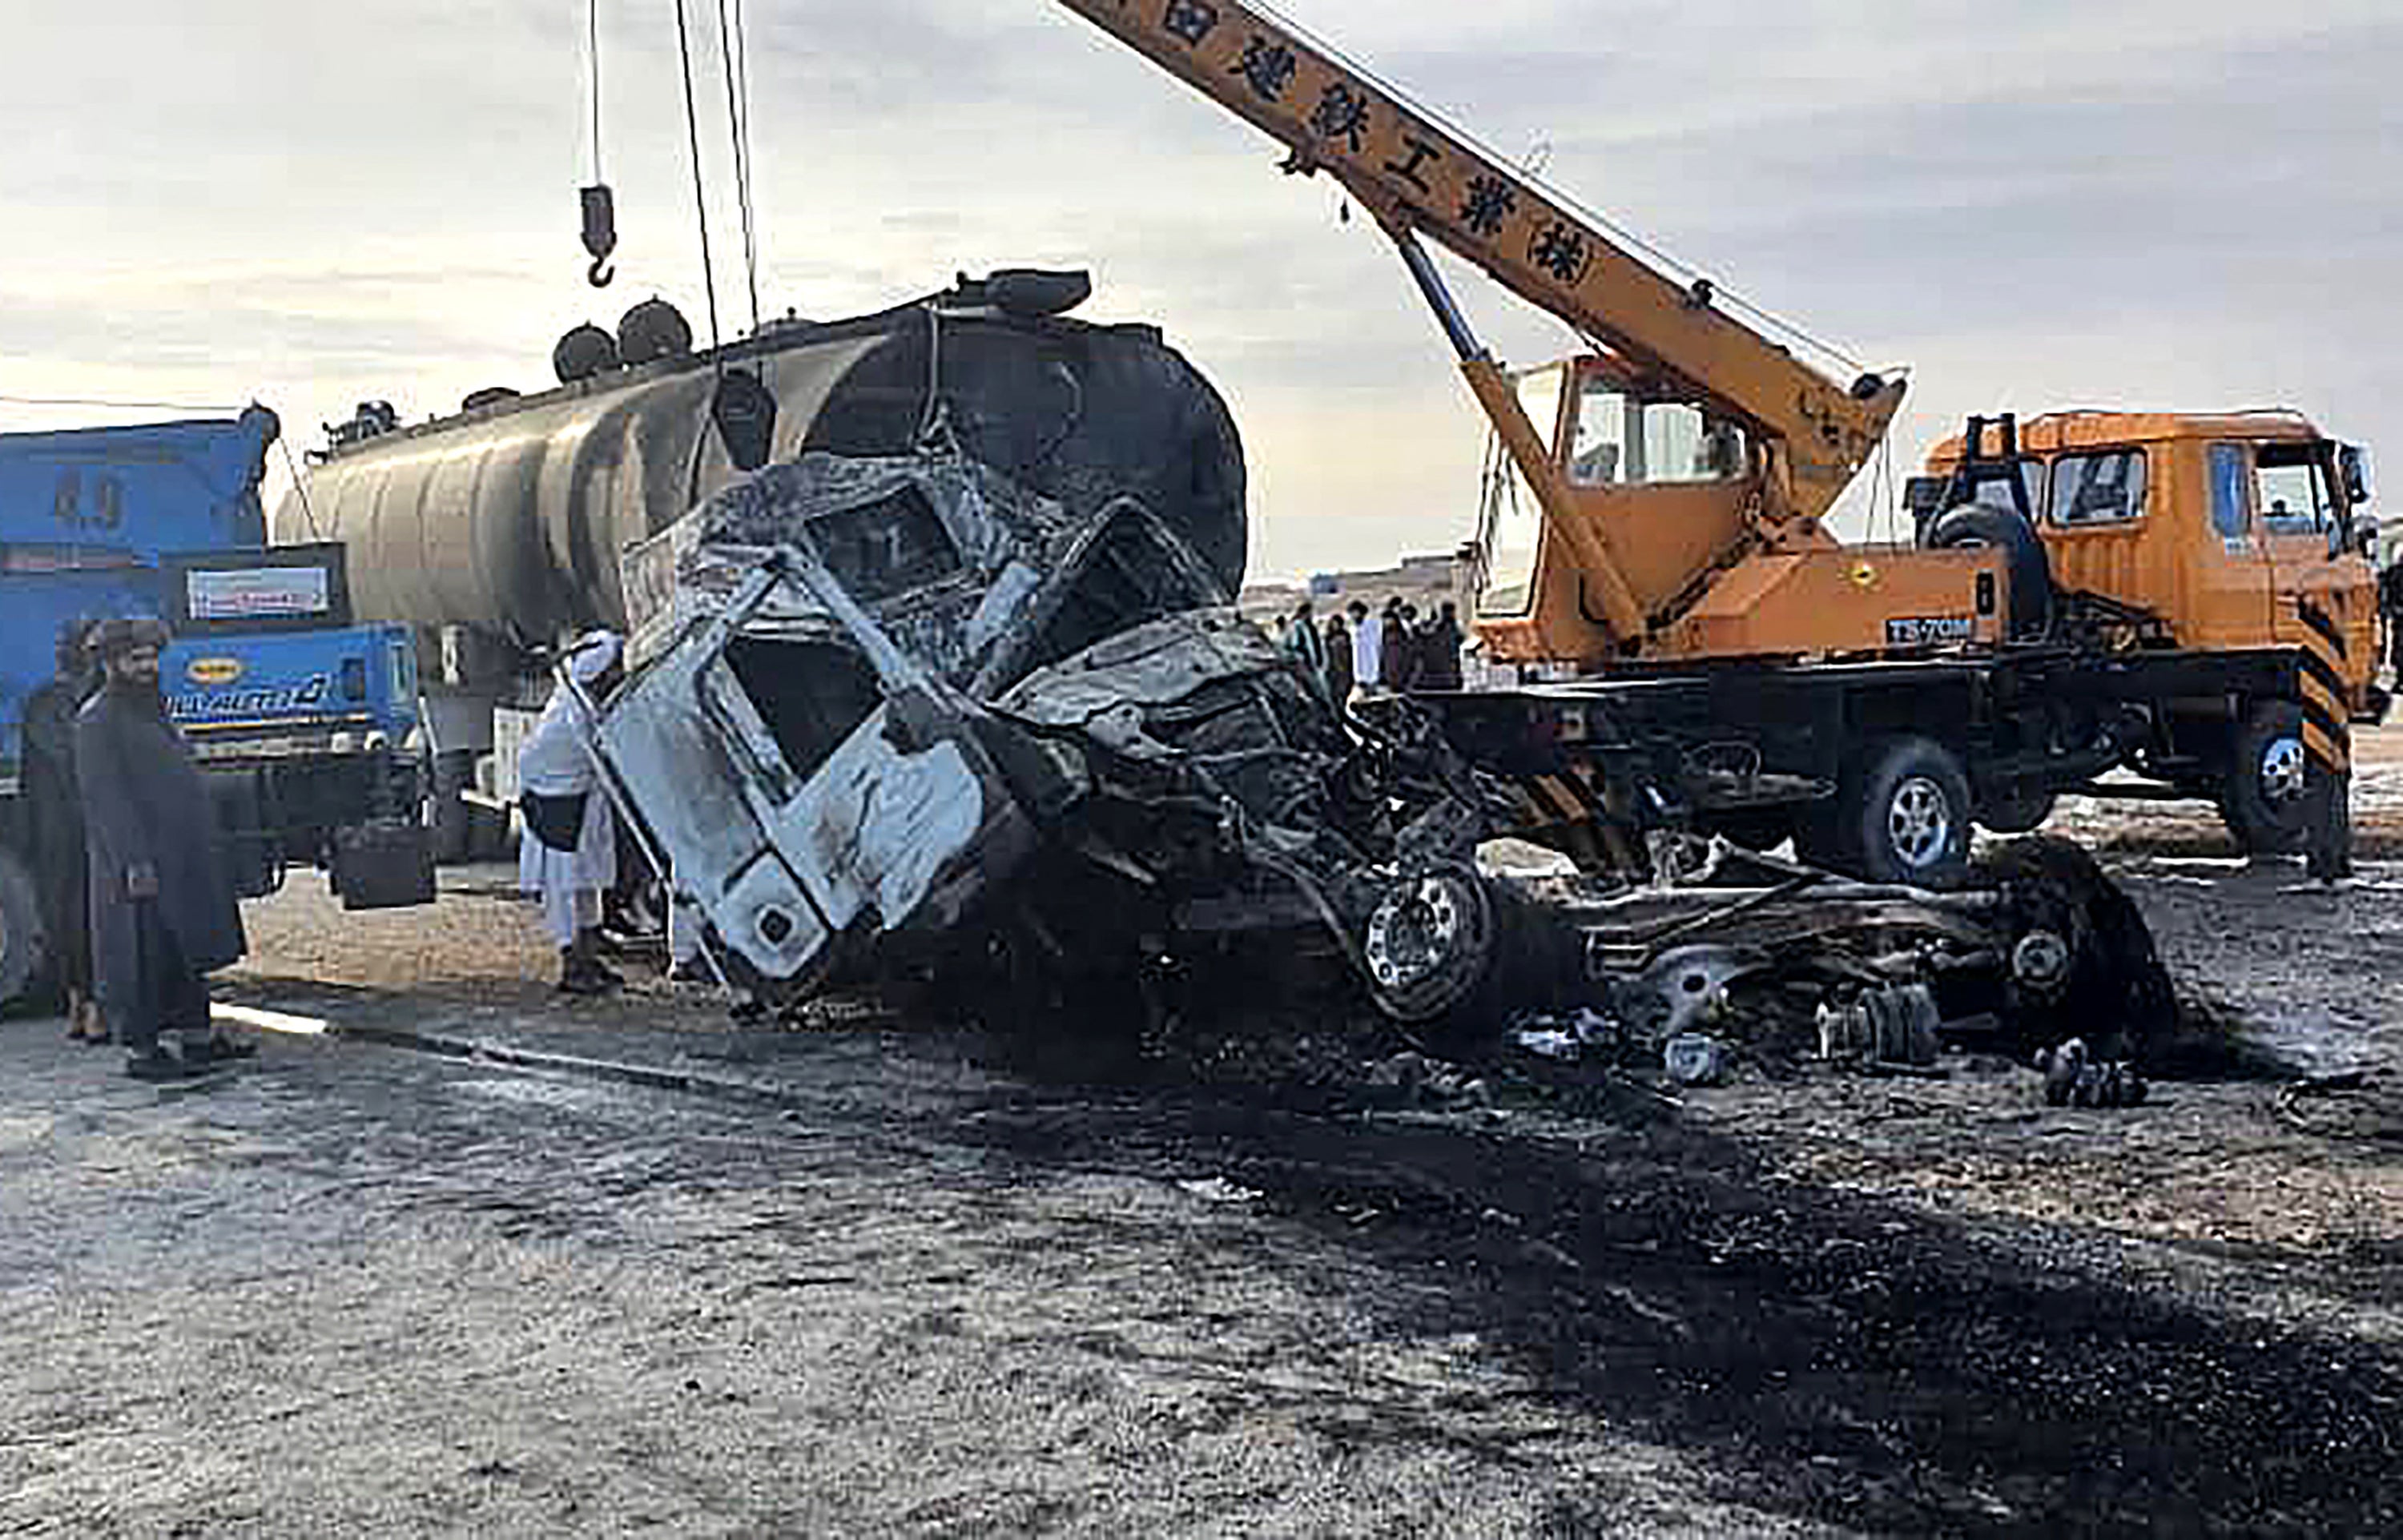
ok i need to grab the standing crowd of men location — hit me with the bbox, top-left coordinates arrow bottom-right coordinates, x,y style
22,617 -> 253,1080
1283,594 -> 1465,703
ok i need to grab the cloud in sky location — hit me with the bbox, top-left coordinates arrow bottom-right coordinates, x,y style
3,1 -> 2397,578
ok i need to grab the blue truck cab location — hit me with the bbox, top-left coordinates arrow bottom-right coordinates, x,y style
0,407 -> 433,1003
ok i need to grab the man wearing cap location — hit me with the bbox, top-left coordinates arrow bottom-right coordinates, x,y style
75,616 -> 252,1080
517,631 -> 625,995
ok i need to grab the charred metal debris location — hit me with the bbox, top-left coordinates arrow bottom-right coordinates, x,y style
578,448 -> 2176,1089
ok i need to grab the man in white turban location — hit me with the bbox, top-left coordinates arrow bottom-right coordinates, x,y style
517,631 -> 624,995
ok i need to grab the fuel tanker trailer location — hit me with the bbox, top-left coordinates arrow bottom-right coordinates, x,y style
275,270 -> 1246,858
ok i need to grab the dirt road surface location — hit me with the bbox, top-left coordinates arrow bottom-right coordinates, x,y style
3,730 -> 2399,1536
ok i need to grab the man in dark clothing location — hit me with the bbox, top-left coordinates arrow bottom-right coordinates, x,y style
23,619 -> 102,1042
1380,600 -> 1412,691
1322,611 -> 1354,702
1420,601 -> 1466,690
75,617 -> 252,1080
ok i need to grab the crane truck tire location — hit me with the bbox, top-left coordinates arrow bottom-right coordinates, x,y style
1842,735 -> 1974,887
1922,503 -> 2054,640
0,848 -> 50,1011
2218,698 -> 2311,854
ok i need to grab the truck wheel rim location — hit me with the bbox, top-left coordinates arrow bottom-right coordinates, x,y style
2260,736 -> 2306,806
1888,777 -> 1953,868
1360,868 -> 1493,1022
1364,875 -> 1465,994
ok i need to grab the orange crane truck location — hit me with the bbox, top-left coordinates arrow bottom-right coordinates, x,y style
1055,0 -> 2385,883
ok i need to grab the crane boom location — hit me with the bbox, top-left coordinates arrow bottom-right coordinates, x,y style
1053,0 -> 1903,526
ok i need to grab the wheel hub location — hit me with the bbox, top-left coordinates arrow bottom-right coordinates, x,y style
1363,875 -> 1463,994
2259,735 -> 2307,807
1886,775 -> 1954,870
1358,868 -> 1495,1023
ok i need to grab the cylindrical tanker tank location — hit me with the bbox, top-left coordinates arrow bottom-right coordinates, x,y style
275,277 -> 1246,651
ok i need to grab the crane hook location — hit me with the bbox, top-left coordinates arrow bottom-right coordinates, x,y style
581,183 -> 618,290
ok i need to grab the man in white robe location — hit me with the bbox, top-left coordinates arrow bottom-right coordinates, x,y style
1347,599 -> 1379,699
517,631 -> 623,995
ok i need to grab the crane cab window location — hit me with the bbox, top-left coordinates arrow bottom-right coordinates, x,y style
2252,443 -> 2333,535
2047,449 -> 2147,525
1568,380 -> 1745,487
1567,376 -> 1628,486
2208,444 -> 2252,539
1477,368 -> 1561,617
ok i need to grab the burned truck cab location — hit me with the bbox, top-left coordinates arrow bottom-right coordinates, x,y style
594,452 -> 1226,996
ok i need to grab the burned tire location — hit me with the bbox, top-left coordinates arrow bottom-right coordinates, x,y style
1846,735 -> 1974,887
1974,836 -> 2177,1062
1358,867 -> 1569,1039
2218,699 -> 2309,854
0,848 -> 51,1011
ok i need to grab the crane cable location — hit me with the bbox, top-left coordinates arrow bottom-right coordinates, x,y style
587,0 -> 604,184
671,0 -> 724,357
276,434 -> 324,541
580,0 -> 617,287
718,0 -> 761,333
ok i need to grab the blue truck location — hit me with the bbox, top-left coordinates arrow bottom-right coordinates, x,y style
0,406 -> 434,1005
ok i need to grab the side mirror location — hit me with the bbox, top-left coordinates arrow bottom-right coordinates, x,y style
2352,515 -> 2381,558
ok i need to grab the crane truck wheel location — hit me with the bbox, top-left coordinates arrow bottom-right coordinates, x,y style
0,848 -> 51,1012
1922,504 -> 2054,640
1846,735 -> 1974,888
2217,699 -> 2311,855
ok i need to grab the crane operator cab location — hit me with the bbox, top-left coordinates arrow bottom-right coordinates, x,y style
1475,356 -> 1758,641
1471,351 -> 2003,669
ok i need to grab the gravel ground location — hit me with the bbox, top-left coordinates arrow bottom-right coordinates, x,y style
2,731 -> 2398,1535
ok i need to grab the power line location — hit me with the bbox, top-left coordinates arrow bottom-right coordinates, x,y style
0,392 -> 245,412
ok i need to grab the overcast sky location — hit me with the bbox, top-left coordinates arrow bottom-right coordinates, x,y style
4,0 -> 2397,577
